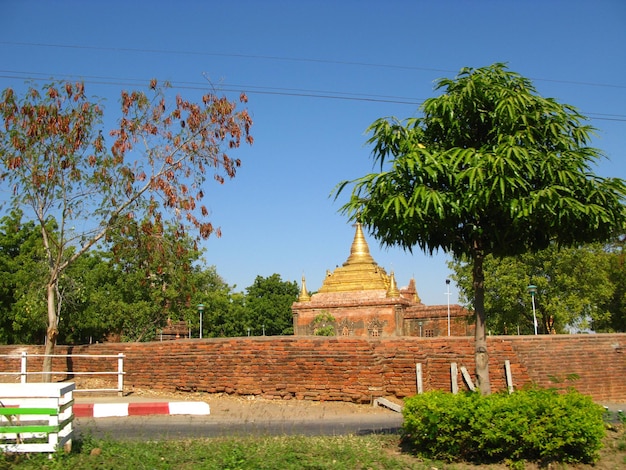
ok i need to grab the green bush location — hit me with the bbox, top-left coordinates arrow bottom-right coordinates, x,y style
402,388 -> 606,465
312,311 -> 335,336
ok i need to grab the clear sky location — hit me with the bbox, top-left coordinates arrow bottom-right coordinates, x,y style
1,1 -> 625,305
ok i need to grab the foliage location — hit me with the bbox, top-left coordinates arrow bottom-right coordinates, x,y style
0,80 -> 253,367
449,243 -> 615,334
0,210 -> 47,343
242,274 -> 299,336
597,236 -> 626,332
188,265 -> 244,338
312,311 -> 336,336
402,389 -> 606,465
335,63 -> 626,393
0,217 -> 301,342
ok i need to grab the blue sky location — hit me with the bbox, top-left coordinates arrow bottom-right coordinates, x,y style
1,1 -> 625,305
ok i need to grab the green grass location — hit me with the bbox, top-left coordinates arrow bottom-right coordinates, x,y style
1,428 -> 625,469
0,435 -> 431,470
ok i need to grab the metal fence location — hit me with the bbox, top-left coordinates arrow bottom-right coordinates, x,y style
0,352 -> 125,395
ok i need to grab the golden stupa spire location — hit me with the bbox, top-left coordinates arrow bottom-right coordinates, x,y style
298,275 -> 311,302
344,222 -> 376,266
318,222 -> 390,293
386,271 -> 400,298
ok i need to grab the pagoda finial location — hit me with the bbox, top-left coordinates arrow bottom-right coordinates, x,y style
344,222 -> 376,266
386,271 -> 400,298
298,275 -> 311,302
407,278 -> 421,303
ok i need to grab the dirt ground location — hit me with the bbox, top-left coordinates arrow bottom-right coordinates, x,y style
120,383 -> 401,421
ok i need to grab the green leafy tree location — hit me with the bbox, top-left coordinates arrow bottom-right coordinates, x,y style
105,218 -> 204,341
0,80 -> 253,376
449,243 -> 614,335
243,274 -> 299,336
597,236 -> 626,332
188,265 -> 241,338
0,210 -> 47,343
335,63 -> 626,394
57,249 -> 119,344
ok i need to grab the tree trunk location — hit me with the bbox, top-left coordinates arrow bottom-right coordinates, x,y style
473,250 -> 491,394
41,282 -> 58,382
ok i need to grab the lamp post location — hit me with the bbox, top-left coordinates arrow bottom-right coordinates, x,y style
527,285 -> 538,335
197,304 -> 204,339
445,279 -> 451,336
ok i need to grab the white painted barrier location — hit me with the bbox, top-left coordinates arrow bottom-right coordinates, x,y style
0,382 -> 74,454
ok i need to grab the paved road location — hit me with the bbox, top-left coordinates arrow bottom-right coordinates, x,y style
75,414 -> 404,440
72,394 -> 624,440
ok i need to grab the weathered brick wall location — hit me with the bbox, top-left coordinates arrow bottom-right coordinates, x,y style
504,334 -> 626,402
0,334 -> 624,403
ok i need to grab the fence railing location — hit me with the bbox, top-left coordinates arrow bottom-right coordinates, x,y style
0,352 -> 125,395
0,382 -> 75,454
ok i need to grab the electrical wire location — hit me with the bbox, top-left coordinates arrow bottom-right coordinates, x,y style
1,41 -> 626,122
2,40 -> 626,90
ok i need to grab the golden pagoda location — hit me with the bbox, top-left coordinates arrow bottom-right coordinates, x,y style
317,223 -> 391,294
291,223 -> 473,337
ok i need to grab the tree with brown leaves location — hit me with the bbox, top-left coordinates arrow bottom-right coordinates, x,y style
0,80 -> 253,377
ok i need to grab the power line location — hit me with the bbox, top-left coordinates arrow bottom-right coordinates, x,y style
2,40 -> 626,91
0,41 -> 458,74
0,70 -> 425,105
1,69 -> 625,123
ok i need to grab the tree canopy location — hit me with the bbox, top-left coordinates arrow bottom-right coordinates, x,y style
0,80 -> 253,374
335,63 -> 626,394
0,208 -> 298,342
243,274 -> 299,336
448,243 -> 617,335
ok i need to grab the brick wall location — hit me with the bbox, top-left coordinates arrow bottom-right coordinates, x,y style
1,334 -> 624,403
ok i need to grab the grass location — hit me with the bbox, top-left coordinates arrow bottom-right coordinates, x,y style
0,434 -> 428,470
0,425 -> 625,469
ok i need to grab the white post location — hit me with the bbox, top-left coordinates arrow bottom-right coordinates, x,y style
460,366 -> 476,391
451,362 -> 459,394
445,279 -> 451,336
20,351 -> 27,383
117,353 -> 124,396
531,294 -> 538,335
415,363 -> 423,394
528,285 -> 538,335
505,360 -> 514,394
198,304 -> 205,339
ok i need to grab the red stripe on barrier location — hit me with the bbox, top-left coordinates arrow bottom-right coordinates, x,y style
128,402 -> 170,416
73,404 -> 94,417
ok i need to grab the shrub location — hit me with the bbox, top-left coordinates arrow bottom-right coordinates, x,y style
312,311 -> 335,336
402,388 -> 606,465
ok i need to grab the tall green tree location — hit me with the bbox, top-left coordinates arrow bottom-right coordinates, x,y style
0,80 -> 253,376
188,265 -> 241,338
57,249 -> 118,344
0,210 -> 47,343
449,244 -> 614,335
335,64 -> 626,394
243,274 -> 298,336
105,218 -> 205,341
597,237 -> 626,332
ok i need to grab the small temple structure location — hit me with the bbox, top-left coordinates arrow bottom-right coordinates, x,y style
292,223 -> 473,337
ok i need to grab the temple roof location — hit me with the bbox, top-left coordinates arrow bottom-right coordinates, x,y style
317,223 -> 391,293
